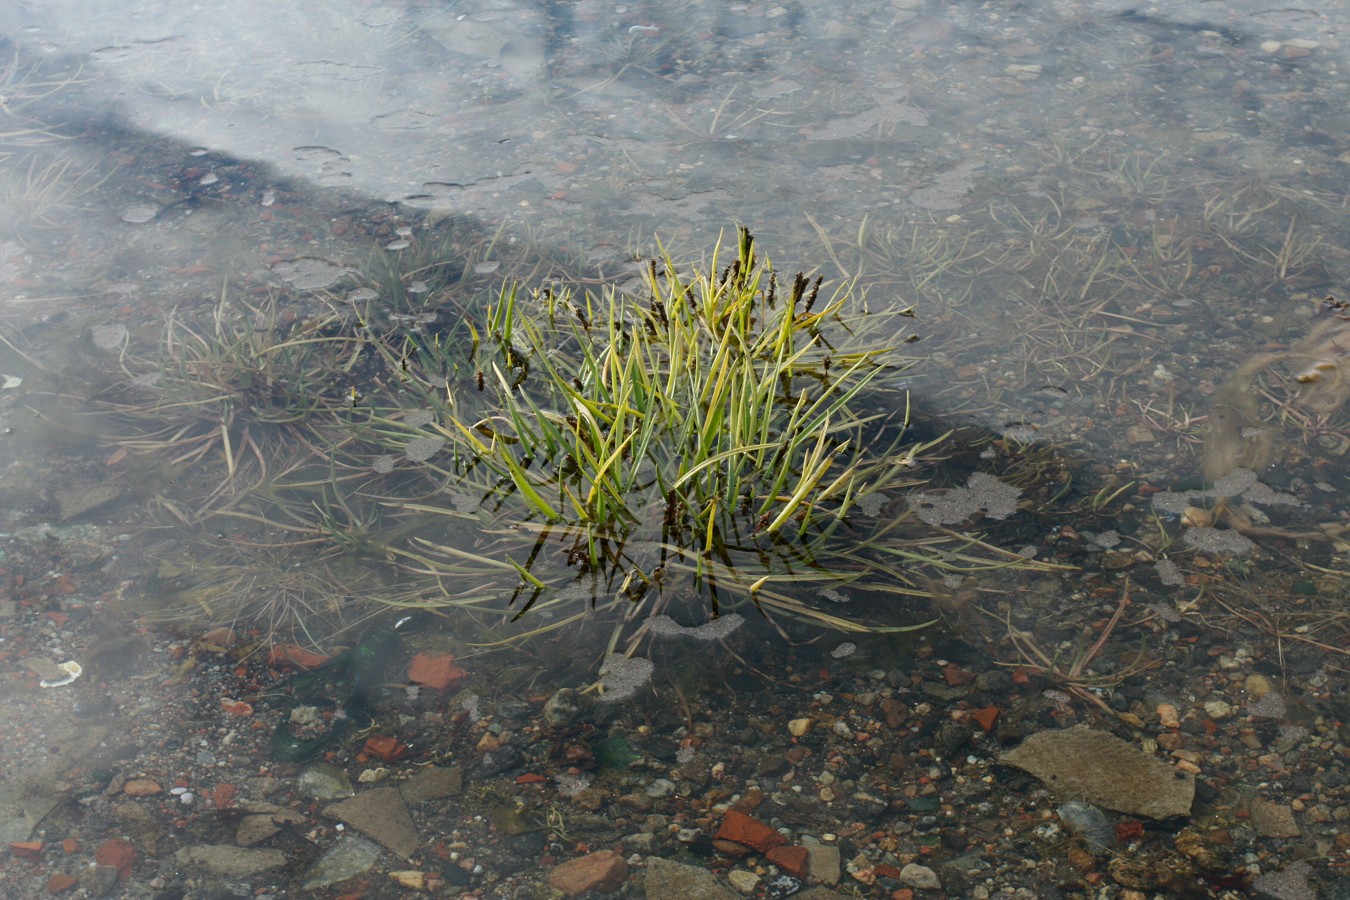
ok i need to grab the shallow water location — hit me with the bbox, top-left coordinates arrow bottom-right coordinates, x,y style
1,0 -> 1348,893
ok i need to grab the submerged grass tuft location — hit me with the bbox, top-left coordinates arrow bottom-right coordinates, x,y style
98,287 -> 368,518
364,227 -> 1043,646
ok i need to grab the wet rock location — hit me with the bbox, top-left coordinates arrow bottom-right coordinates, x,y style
173,845 -> 287,876
921,681 -> 970,702
468,744 -> 523,779
974,670 -> 1012,693
1250,799 -> 1300,838
542,687 -> 584,728
300,835 -> 383,890
297,762 -> 354,800
235,816 -> 280,847
79,865 -> 118,897
932,720 -> 973,761
54,483 -> 124,521
802,836 -> 841,884
1174,828 -> 1229,871
122,779 -> 162,797
900,863 -> 941,889
728,869 -> 760,894
109,800 -> 163,852
399,765 -> 462,802
644,856 -> 737,900
1251,860 -> 1316,900
715,809 -> 786,854
390,870 -> 426,890
549,849 -> 629,896
1000,727 -> 1194,819
846,853 -> 876,885
1108,857 -> 1161,890
1245,673 -> 1276,699
324,786 -> 420,856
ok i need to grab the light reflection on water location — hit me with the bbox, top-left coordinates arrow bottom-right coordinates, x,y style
0,0 -> 1348,868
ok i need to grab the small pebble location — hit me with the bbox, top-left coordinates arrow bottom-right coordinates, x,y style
1245,673 -> 1275,699
1157,703 -> 1181,729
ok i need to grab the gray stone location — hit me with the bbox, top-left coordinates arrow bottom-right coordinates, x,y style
237,800 -> 308,825
542,687 -> 584,728
399,765 -> 462,803
621,831 -> 656,853
727,869 -> 760,894
80,864 -> 119,897
174,844 -> 288,876
802,837 -> 841,885
1249,799 -> 1300,838
1000,727 -> 1194,819
899,863 -> 941,890
325,786 -> 421,856
643,856 -> 737,900
298,762 -> 354,800
301,835 -> 384,890
921,682 -> 971,702
235,815 -> 281,847
645,778 -> 677,798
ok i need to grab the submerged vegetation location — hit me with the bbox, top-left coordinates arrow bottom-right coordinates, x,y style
94,227 -> 1051,656
382,228 -> 983,646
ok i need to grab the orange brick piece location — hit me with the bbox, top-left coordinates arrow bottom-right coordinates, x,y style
715,809 -> 787,854
407,653 -> 468,691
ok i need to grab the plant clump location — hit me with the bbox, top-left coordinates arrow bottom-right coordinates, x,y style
96,288 -> 368,518
92,226 -> 1053,654
375,227 -> 1039,647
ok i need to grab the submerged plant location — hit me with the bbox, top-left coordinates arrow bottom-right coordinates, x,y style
369,228 -> 1037,647
98,287 -> 368,516
1001,580 -> 1160,715
143,541 -> 398,647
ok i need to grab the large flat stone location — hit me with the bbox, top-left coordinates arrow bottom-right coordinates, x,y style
324,786 -> 420,857
301,835 -> 383,890
174,845 -> 287,876
1000,727 -> 1194,819
399,765 -> 462,803
643,857 -> 736,900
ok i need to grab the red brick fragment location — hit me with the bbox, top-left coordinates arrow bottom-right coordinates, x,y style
220,698 -> 253,716
1116,820 -> 1144,842
766,844 -> 809,877
715,808 -> 787,854
942,664 -> 974,686
972,706 -> 999,733
407,653 -> 468,691
268,644 -> 330,670
548,849 -> 628,896
212,783 -> 237,810
46,874 -> 77,893
362,734 -> 406,762
9,841 -> 43,860
94,838 -> 136,881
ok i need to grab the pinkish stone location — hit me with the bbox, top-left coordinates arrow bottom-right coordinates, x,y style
548,850 -> 628,897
